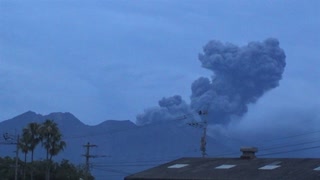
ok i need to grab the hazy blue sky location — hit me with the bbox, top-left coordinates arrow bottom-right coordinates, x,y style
1,0 -> 319,125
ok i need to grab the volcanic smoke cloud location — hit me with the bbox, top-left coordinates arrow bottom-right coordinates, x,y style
136,95 -> 191,125
136,38 -> 286,125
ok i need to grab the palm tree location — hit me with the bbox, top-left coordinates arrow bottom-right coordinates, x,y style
19,133 -> 30,180
24,122 -> 41,163
22,122 -> 41,180
39,119 -> 66,180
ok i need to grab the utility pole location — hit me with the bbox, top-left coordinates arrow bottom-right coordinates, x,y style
200,111 -> 208,157
83,142 -> 97,180
14,135 -> 20,180
1,132 -> 20,180
187,110 -> 208,157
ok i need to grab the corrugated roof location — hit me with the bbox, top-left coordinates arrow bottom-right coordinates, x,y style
124,157 -> 320,180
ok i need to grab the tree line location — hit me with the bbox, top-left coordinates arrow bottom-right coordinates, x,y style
0,119 -> 94,180
0,157 -> 92,180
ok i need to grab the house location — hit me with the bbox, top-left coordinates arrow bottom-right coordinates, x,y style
124,147 -> 320,180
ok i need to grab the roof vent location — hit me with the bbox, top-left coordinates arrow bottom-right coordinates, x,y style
240,147 -> 258,159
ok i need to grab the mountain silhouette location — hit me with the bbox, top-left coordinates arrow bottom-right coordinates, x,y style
0,111 -> 234,180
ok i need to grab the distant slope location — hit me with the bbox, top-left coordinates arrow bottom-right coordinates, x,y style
2,111 -> 318,180
0,111 -> 234,180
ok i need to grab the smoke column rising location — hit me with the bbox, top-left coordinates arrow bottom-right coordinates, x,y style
136,95 -> 191,125
191,38 -> 286,124
137,38 -> 286,125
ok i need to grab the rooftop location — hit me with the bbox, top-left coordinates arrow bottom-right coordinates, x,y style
125,157 -> 320,180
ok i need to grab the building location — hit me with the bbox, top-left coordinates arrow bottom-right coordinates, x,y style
124,147 -> 320,180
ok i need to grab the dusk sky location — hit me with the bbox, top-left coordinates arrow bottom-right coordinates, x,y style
1,0 -> 319,126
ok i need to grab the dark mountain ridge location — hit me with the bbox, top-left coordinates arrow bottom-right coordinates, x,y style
3,111 -> 316,180
1,111 -> 233,180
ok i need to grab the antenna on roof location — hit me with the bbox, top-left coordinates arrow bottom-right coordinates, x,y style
198,110 -> 208,158
183,110 -> 208,158
175,109 -> 209,157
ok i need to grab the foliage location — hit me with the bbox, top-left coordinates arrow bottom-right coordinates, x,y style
38,119 -> 66,180
53,159 -> 94,180
0,156 -> 16,180
23,122 -> 41,162
16,120 -> 70,180
0,157 -> 93,180
21,122 -> 41,180
38,119 -> 66,161
2,119 -> 95,180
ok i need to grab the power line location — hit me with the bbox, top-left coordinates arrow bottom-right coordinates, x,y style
91,167 -> 132,175
259,145 -> 320,157
210,138 -> 320,158
92,160 -> 169,165
62,125 -> 320,160
62,111 -> 200,140
59,116 -> 320,159
5,117 -> 320,165
263,130 -> 320,143
90,155 -> 182,168
259,139 -> 320,152
243,130 -> 320,150
210,151 -> 240,157
181,110 -> 209,157
82,142 -> 97,180
93,163 -> 158,167
0,133 -> 20,180
59,115 -> 320,155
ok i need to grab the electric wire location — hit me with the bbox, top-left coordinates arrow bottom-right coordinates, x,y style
4,115 -> 320,171
262,130 -> 320,143
71,125 -> 320,162
92,157 -> 177,164
207,135 -> 320,158
91,167 -> 131,175
259,145 -> 320,157
259,139 -> 320,152
93,163 -> 159,167
62,111 -> 199,140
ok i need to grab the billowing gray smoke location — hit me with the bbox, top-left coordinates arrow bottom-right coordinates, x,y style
192,38 -> 286,124
136,95 -> 191,125
137,38 -> 286,125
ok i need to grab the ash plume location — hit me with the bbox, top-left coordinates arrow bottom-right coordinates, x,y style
137,38 -> 286,125
136,95 -> 191,125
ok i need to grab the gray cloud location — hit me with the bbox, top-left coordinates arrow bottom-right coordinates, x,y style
191,38 -> 286,124
1,0 -> 319,126
136,95 -> 191,125
137,38 -> 286,125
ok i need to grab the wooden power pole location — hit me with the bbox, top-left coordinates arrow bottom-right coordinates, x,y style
83,142 -> 97,180
14,135 -> 20,180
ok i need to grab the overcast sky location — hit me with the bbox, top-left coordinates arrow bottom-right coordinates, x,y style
0,0 -> 319,126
